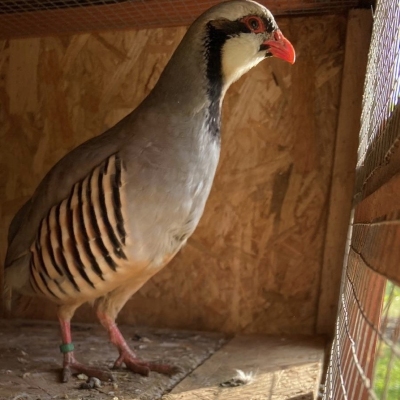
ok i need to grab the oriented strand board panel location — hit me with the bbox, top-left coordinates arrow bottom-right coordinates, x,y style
0,14 -> 347,334
0,319 -> 226,400
164,335 -> 325,399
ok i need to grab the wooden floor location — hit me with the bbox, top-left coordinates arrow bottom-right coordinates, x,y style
0,320 -> 325,400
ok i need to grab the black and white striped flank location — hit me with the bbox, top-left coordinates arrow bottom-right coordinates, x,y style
29,154 -> 128,300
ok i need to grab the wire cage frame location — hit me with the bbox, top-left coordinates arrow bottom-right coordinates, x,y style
323,0 -> 400,398
0,0 -> 373,39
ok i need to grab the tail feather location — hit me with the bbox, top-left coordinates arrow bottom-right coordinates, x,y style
2,280 -> 12,318
2,253 -> 33,318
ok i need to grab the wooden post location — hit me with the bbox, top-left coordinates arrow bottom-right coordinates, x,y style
317,9 -> 373,335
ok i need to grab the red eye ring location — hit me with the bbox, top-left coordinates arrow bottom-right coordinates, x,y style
242,16 -> 264,34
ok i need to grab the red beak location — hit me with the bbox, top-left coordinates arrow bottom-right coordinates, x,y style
263,30 -> 296,64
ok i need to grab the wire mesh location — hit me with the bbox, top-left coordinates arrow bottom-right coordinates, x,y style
324,262 -> 400,399
324,0 -> 400,398
374,282 -> 400,399
0,0 -> 371,39
355,0 -> 400,201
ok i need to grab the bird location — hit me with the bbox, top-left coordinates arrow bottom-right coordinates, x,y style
3,0 -> 295,382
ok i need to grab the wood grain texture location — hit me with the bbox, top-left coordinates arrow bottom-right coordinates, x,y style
317,10 -> 372,334
0,15 -> 347,334
163,335 -> 325,399
354,171 -> 400,224
351,224 -> 400,286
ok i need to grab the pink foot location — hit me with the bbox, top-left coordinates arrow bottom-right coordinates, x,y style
113,348 -> 179,376
98,312 -> 179,377
57,318 -> 114,383
62,352 -> 114,383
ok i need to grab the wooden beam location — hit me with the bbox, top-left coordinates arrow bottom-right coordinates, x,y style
350,171 -> 400,286
317,9 -> 372,335
355,105 -> 400,203
355,170 -> 400,223
163,335 -> 325,400
351,222 -> 400,287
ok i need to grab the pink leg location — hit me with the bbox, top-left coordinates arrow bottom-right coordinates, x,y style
58,317 -> 114,382
97,312 -> 177,376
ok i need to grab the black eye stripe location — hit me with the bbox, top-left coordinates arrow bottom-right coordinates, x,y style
262,17 -> 276,33
207,16 -> 277,41
208,19 -> 250,35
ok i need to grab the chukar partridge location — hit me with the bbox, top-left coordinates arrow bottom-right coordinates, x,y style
4,0 -> 295,382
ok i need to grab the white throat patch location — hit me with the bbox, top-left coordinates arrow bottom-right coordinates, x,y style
221,33 -> 265,90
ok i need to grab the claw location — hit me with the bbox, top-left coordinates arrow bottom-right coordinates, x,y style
62,366 -> 72,383
61,361 -> 114,383
96,312 -> 180,378
113,352 -> 179,377
147,362 -> 180,376
117,358 -> 150,376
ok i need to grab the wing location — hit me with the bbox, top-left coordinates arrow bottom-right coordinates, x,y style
28,153 -> 135,303
4,116 -> 131,277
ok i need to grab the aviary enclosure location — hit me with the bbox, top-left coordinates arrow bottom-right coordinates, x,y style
0,0 -> 398,399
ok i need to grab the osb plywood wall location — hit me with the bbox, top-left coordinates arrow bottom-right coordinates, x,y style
0,14 -> 347,334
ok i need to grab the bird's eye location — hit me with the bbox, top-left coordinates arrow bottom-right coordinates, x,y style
241,16 -> 264,33
248,18 -> 259,30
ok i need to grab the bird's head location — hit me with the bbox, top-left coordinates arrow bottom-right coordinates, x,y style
198,0 -> 295,92
150,1 -> 295,113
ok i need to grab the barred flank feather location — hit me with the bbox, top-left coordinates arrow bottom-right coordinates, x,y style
29,153 -> 128,302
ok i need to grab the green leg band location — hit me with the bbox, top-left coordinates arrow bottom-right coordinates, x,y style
60,343 -> 75,353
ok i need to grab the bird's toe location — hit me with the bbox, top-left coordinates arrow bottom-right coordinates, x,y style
147,362 -> 180,376
113,351 -> 178,377
61,361 -> 115,383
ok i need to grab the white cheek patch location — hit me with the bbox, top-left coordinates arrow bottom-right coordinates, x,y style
221,33 -> 265,88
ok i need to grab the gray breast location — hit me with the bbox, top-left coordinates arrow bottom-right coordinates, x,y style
121,117 -> 221,267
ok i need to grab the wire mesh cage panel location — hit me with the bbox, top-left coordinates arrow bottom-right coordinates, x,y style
0,0 -> 371,39
324,0 -> 400,399
356,0 -> 400,201
324,235 -> 400,399
324,256 -> 385,400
